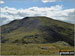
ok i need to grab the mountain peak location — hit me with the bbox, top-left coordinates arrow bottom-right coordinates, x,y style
1,16 -> 74,46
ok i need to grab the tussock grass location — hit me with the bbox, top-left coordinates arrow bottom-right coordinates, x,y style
1,42 -> 74,55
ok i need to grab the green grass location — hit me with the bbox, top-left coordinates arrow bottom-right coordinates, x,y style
1,42 -> 74,55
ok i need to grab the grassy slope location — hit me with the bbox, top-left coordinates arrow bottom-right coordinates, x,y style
1,16 -> 74,55
1,42 -> 74,55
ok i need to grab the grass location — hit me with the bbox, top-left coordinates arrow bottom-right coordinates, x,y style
1,42 -> 74,55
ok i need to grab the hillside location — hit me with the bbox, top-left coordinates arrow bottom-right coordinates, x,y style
1,16 -> 74,46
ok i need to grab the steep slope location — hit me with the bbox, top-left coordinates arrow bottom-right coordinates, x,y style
1,16 -> 74,46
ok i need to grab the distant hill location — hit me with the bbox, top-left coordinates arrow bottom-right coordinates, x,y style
1,16 -> 74,46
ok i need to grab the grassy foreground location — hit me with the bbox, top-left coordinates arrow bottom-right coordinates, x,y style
1,42 -> 74,55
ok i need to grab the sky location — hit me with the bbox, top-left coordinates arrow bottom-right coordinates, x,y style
0,0 -> 75,25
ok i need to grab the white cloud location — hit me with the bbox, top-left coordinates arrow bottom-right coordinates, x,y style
41,0 -> 61,3
0,5 -> 75,26
0,0 -> 4,4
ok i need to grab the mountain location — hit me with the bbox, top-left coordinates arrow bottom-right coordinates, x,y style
1,16 -> 74,46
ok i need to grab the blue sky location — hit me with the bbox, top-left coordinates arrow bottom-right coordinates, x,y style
1,0 -> 74,9
0,0 -> 75,25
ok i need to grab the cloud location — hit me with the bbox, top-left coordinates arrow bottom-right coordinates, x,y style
41,0 -> 61,3
0,0 -> 4,4
0,5 -> 75,26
